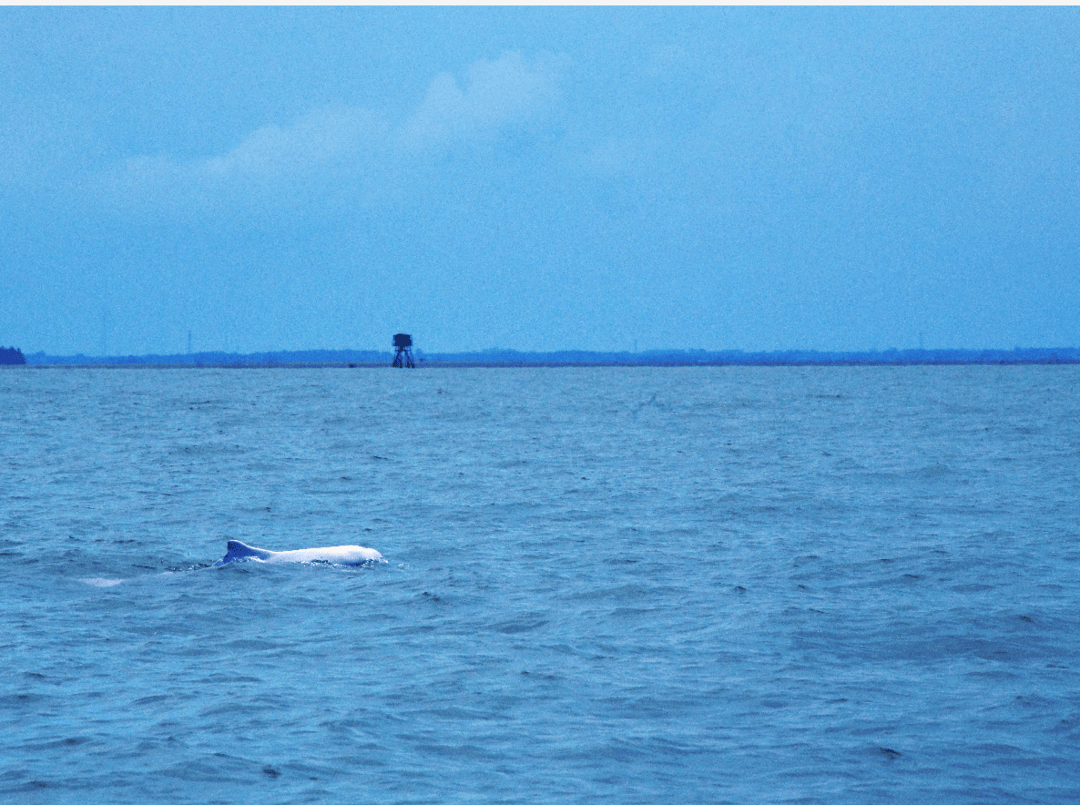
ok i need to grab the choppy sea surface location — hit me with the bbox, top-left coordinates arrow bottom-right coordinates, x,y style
2,366 -> 1078,804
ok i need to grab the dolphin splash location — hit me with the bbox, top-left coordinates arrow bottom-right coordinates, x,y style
215,540 -> 385,567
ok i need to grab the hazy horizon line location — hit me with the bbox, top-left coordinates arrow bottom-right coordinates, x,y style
13,345 -> 1080,368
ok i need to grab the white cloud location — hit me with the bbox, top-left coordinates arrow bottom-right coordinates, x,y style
398,51 -> 563,151
96,52 -> 565,218
95,104 -> 384,220
202,105 -> 379,180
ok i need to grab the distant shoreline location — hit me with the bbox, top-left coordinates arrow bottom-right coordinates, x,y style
13,346 -> 1080,369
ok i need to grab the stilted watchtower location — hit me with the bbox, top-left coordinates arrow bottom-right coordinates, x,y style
392,333 -> 415,368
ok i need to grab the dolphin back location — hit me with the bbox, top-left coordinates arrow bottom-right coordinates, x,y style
215,540 -> 384,567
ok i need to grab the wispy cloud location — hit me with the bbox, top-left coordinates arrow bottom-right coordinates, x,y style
397,52 -> 564,151
96,105 -> 384,222
202,105 -> 380,180
95,51 -> 564,219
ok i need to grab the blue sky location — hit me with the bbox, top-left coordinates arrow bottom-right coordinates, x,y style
2,7 -> 1078,355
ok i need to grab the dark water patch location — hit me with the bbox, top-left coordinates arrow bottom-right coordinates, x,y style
218,638 -> 286,652
26,735 -> 96,751
491,615 -> 549,635
0,693 -> 49,706
566,583 -> 657,602
160,759 -> 243,783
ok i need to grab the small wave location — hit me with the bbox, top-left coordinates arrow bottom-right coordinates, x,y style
80,577 -> 124,588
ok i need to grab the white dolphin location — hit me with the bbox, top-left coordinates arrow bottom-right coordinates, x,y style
215,540 -> 385,567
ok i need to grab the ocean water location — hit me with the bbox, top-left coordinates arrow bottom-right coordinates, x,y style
1,365 -> 1078,804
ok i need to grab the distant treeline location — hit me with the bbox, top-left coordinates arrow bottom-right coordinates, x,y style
20,347 -> 1080,366
25,349 -> 389,366
423,347 -> 1080,366
1,346 -> 27,365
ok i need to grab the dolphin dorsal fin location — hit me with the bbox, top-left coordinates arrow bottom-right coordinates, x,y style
224,540 -> 272,561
